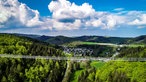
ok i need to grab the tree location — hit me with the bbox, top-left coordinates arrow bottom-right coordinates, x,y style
1,76 -> 7,82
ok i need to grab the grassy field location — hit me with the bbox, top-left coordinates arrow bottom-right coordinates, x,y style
63,41 -> 118,47
70,61 -> 105,82
82,42 -> 118,47
64,41 -> 146,48
127,44 -> 145,47
90,61 -> 105,69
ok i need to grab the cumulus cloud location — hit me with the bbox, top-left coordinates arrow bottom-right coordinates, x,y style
48,0 -> 96,30
48,0 -> 126,30
48,0 -> 146,30
49,0 -> 95,19
1,0 -> 146,33
0,0 -> 42,28
128,14 -> 146,26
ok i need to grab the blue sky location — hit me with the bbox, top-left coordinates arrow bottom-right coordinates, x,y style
18,0 -> 146,16
1,0 -> 146,37
20,0 -> 113,16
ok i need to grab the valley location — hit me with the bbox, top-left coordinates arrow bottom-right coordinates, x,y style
0,33 -> 146,82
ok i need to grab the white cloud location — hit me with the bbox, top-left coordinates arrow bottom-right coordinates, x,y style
0,0 -> 42,28
114,8 -> 124,11
48,0 -> 125,30
1,0 -> 146,33
91,20 -> 103,27
128,14 -> 146,26
104,15 -> 117,29
48,0 -> 95,19
51,19 -> 81,30
18,3 -> 43,27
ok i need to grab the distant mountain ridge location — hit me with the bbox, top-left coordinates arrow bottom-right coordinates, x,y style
131,35 -> 146,44
8,33 -> 131,45
3,33 -> 146,45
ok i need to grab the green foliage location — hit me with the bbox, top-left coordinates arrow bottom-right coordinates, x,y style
118,47 -> 146,57
128,35 -> 146,44
1,76 -> 7,82
0,33 -> 146,82
0,33 -> 64,56
90,61 -> 105,69
31,35 -> 131,45
69,61 -> 146,82
0,34 -> 67,82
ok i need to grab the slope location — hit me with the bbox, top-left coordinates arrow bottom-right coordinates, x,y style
0,33 -> 67,82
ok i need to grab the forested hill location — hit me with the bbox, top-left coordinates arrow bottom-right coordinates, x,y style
0,33 -> 146,82
0,33 -> 63,56
14,33 -> 132,45
127,35 -> 146,44
15,33 -> 146,45
0,33 -> 68,82
37,35 -> 131,45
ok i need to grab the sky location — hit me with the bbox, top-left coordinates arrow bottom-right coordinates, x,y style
1,0 -> 146,37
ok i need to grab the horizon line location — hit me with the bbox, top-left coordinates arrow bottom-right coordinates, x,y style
0,32 -> 139,38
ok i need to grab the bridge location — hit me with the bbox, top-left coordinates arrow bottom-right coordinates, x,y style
0,54 -> 110,61
0,54 -> 146,62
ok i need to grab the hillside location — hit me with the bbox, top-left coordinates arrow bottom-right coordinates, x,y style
75,36 -> 130,44
0,33 -> 63,56
0,33 -> 67,82
127,35 -> 146,44
16,33 -> 146,45
45,36 -> 77,45
38,36 -> 131,45
0,33 -> 146,82
14,33 -> 132,45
